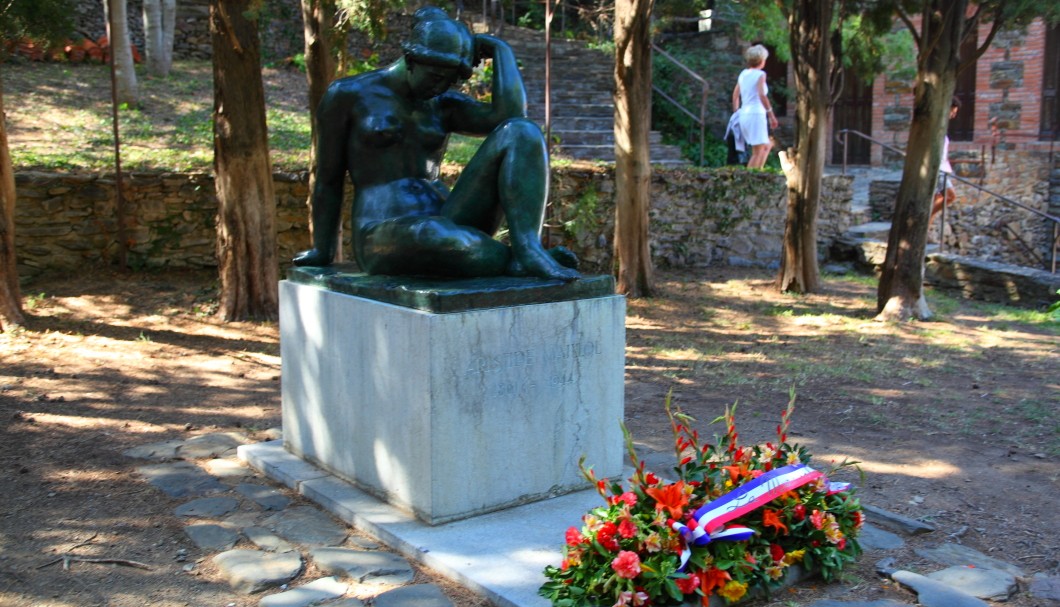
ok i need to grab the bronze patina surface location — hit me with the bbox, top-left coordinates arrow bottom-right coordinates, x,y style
287,265 -> 614,313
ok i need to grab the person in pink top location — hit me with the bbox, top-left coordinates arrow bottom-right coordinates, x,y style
731,44 -> 778,169
930,96 -> 961,224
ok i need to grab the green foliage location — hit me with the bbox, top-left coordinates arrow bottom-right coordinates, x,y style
697,172 -> 761,234
841,15 -> 916,84
558,184 -> 600,241
0,0 -> 73,47
1049,290 -> 1060,321
336,0 -> 406,42
345,52 -> 380,76
442,133 -> 480,165
649,46 -> 726,167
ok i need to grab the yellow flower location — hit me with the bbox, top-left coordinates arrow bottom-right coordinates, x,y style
782,549 -> 806,565
717,580 -> 748,602
643,531 -> 663,553
786,451 -> 801,465
765,564 -> 785,580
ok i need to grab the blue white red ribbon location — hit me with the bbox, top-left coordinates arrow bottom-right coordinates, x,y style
671,464 -> 833,569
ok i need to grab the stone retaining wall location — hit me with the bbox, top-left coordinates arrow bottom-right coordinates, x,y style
13,167 -> 853,278
866,149 -> 1056,269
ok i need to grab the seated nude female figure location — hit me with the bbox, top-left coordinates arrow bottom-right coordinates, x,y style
293,6 -> 579,282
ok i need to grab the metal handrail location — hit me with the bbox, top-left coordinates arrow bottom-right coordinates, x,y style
651,42 -> 707,166
835,128 -> 1059,273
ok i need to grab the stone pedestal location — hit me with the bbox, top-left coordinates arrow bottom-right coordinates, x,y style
280,266 -> 626,525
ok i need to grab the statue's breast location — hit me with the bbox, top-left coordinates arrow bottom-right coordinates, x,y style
360,112 -> 403,148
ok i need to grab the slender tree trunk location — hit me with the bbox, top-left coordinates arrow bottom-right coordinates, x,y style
104,0 -> 138,106
300,0 -> 338,255
876,0 -> 964,321
210,0 -> 279,321
162,0 -> 176,74
612,0 -> 655,297
143,0 -> 176,77
0,74 -> 24,331
775,0 -> 832,294
143,0 -> 163,74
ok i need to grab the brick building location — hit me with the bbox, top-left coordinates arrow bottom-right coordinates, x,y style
826,17 -> 1060,271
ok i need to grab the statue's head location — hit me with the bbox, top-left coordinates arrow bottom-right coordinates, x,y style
401,7 -> 474,80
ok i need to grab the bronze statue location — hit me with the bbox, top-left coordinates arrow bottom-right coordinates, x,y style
293,6 -> 579,282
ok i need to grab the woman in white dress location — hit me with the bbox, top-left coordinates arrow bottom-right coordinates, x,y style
731,45 -> 778,169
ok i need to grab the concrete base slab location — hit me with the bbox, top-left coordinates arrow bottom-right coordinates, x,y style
239,440 -> 597,607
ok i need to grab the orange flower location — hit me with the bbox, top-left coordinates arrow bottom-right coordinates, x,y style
721,465 -> 747,484
762,509 -> 789,534
698,566 -> 732,598
645,481 -> 690,519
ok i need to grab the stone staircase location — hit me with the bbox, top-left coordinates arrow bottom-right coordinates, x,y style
492,25 -> 690,166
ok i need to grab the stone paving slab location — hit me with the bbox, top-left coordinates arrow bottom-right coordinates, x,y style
184,523 -> 240,551
239,441 -> 602,607
1030,573 -> 1060,601
258,576 -> 349,607
211,548 -> 304,594
263,505 -> 350,547
914,543 -> 1026,578
926,565 -> 1017,601
373,583 -> 456,607
890,570 -> 990,607
138,461 -> 225,497
806,600 -> 913,607
309,547 -> 416,585
174,496 -> 239,518
858,523 -> 905,551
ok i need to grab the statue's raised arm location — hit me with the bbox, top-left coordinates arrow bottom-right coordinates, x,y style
293,6 -> 579,282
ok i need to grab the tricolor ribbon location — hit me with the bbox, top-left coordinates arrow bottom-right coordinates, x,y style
671,464 -> 845,569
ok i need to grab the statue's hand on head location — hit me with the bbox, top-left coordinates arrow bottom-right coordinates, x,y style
292,248 -> 333,267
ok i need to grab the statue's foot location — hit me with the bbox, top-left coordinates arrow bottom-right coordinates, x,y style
508,247 -> 580,281
292,248 -> 333,267
548,246 -> 579,270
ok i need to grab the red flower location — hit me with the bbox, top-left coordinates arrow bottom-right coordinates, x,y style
611,550 -> 642,579
618,518 -> 638,539
597,522 -> 620,551
852,510 -> 865,529
793,504 -> 806,521
676,573 -> 700,594
645,481 -> 691,519
645,472 -> 660,485
770,543 -> 785,563
565,526 -> 584,546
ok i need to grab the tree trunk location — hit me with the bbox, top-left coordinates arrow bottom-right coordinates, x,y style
876,0 -> 964,321
300,0 -> 337,255
775,0 -> 832,294
210,0 -> 279,322
142,0 -> 176,77
0,74 -> 24,331
612,0 -> 655,297
104,0 -> 138,106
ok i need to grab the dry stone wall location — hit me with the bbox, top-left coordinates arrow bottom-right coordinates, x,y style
13,167 -> 855,279
865,149 -> 1056,269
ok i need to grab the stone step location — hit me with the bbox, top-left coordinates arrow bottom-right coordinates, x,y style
553,142 -> 688,164
550,129 -> 664,146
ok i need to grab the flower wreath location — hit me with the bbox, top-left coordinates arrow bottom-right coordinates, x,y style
540,392 -> 864,606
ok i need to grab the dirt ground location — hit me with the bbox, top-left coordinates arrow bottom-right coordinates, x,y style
1,266 -> 1057,606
